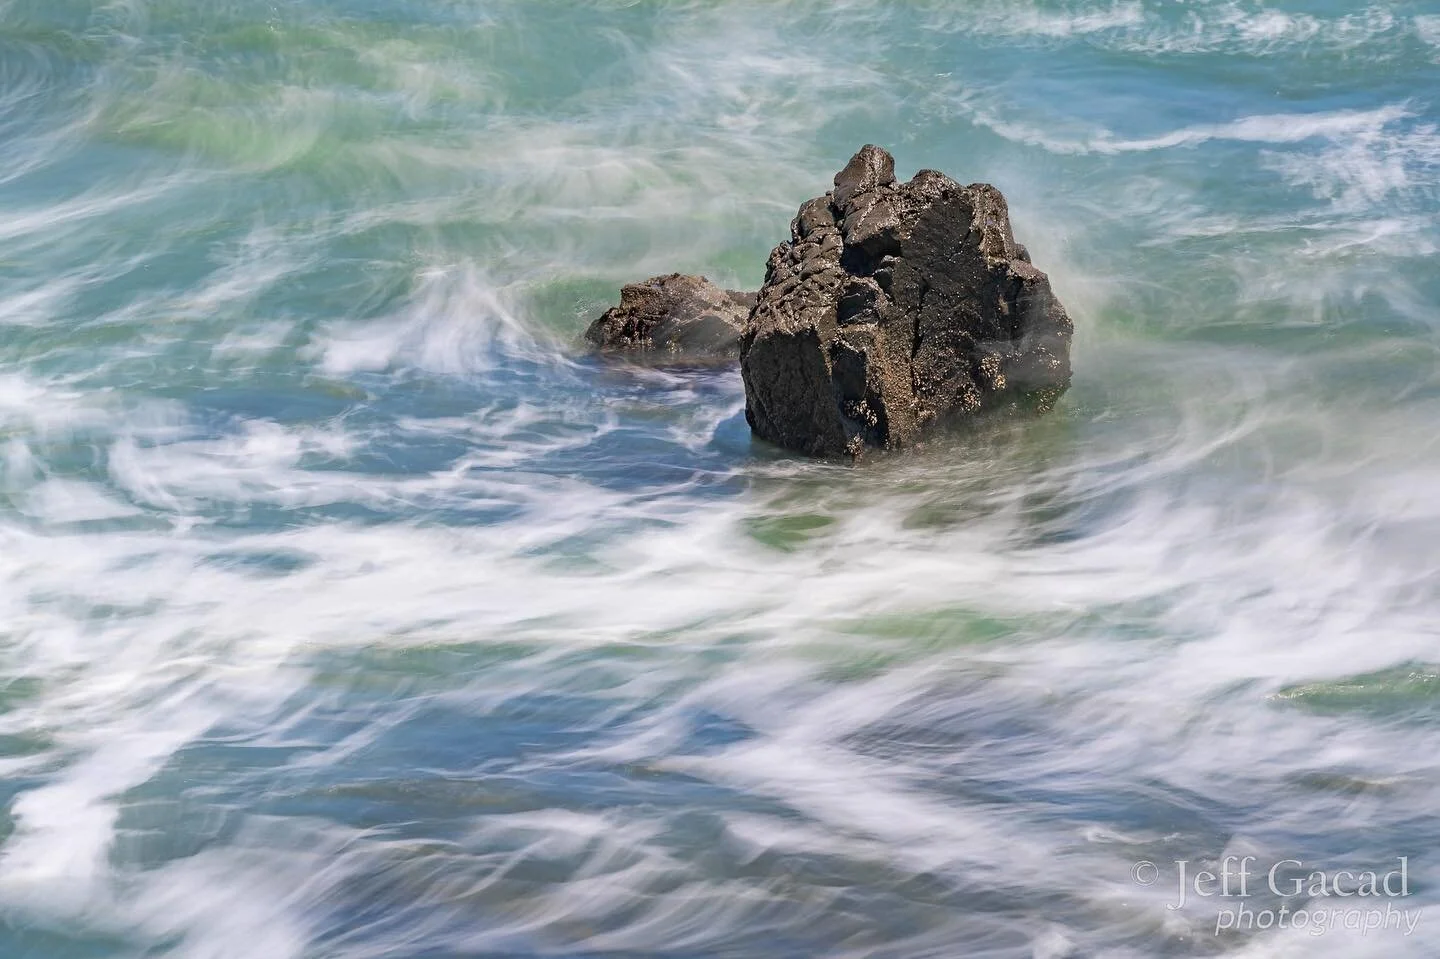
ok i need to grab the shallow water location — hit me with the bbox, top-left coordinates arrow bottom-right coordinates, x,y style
2,1 -> 1439,956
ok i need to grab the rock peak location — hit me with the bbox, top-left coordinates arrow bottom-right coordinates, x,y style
832,144 -> 896,209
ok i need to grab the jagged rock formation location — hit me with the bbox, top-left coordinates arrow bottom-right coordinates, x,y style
740,145 -> 1072,456
584,273 -> 755,362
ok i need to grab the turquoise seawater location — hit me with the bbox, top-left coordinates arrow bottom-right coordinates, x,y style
2,1 -> 1439,956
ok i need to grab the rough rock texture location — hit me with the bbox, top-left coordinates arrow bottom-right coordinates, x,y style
584,273 -> 756,362
740,145 -> 1073,456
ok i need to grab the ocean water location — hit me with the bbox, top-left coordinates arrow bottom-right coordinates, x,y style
1,0 -> 1439,956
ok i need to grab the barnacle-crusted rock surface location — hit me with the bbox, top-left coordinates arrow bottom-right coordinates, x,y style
739,145 -> 1072,456
584,273 -> 755,362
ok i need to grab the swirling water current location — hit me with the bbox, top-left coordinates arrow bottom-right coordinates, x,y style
2,1 -> 1440,956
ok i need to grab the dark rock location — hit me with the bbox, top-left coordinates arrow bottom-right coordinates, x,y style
740,145 -> 1073,457
584,273 -> 755,362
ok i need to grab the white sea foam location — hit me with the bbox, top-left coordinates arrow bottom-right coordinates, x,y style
924,1 -> 1146,39
0,280 -> 81,328
315,265 -> 548,376
1418,15 -> 1440,50
962,102 -> 1414,157
922,0 -> 1408,56
4,365 -> 1440,952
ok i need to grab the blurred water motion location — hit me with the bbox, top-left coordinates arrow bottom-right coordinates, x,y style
1,1 -> 1439,956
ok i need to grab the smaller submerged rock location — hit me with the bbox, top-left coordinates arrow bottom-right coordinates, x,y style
584,273 -> 756,362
